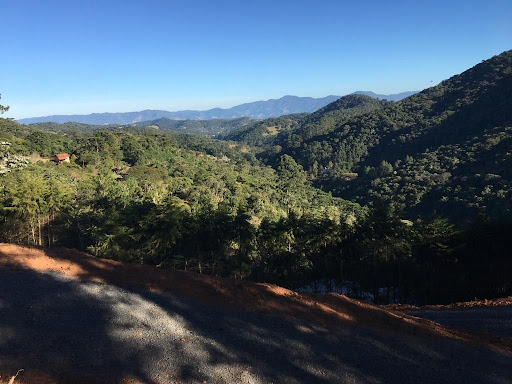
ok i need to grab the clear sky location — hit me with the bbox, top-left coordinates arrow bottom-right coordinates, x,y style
1,0 -> 511,119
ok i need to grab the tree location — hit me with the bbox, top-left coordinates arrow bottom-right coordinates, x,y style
277,154 -> 306,214
345,206 -> 412,303
121,136 -> 145,166
0,94 -> 9,114
3,170 -> 48,245
378,160 -> 393,176
412,217 -> 459,303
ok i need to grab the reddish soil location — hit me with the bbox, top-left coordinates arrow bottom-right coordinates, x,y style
387,297 -> 512,311
0,242 -> 511,377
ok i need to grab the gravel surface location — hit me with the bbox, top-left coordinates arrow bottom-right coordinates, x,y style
1,269 -> 511,384
406,307 -> 512,338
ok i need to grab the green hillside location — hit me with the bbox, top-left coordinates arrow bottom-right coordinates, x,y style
296,94 -> 390,140
1,51 -> 511,304
255,50 -> 512,221
219,113 -> 306,147
0,119 -> 363,287
222,95 -> 387,149
136,117 -> 253,137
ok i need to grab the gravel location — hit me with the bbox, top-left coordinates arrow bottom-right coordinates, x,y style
0,269 -> 511,384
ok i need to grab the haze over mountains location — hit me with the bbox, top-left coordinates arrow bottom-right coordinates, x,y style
17,91 -> 416,125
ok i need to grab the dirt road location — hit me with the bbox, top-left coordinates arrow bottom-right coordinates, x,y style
1,268 -> 511,384
407,307 -> 512,338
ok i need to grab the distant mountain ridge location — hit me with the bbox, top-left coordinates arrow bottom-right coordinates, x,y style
353,91 -> 418,101
17,92 -> 416,125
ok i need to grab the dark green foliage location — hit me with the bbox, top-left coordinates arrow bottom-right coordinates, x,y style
277,154 -> 305,186
0,119 -> 363,285
220,114 -> 306,147
1,118 -> 511,304
2,50 -> 511,305
243,50 -> 512,222
27,121 -> 121,132
298,94 -> 390,140
137,117 -> 253,137
343,209 -> 512,304
222,95 -> 387,159
121,135 -> 146,165
16,121 -> 261,166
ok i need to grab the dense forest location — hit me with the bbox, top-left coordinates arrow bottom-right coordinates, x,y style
219,114 -> 306,147
221,95 -> 387,149
229,50 -> 512,223
1,51 -> 512,305
136,117 -> 253,137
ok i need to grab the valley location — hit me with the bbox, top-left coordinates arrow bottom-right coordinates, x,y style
0,8 -> 511,379
2,51 -> 512,306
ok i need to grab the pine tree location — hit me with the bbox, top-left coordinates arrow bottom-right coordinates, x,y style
0,94 -> 9,115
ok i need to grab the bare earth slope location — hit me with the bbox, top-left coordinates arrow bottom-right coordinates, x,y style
0,244 -> 511,383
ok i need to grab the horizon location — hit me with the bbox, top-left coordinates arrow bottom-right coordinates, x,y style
14,91 -> 415,121
1,0 -> 511,119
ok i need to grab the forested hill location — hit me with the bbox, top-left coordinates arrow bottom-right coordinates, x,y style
221,95 -> 387,147
0,117 -> 366,287
135,117 -> 253,137
218,114 -> 306,147
295,94 -> 391,140
2,71 -> 512,303
251,49 -> 512,222
2,51 -> 511,304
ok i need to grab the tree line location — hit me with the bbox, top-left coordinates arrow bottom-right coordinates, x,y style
1,123 -> 511,304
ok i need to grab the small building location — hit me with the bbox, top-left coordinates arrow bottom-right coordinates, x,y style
53,153 -> 70,164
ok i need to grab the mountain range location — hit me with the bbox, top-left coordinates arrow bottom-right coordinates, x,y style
2,49 -> 511,309
17,91 -> 416,125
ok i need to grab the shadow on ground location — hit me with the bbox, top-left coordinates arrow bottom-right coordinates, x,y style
0,250 -> 511,383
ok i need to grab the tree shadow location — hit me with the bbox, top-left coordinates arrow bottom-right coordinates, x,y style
0,268 -> 158,383
1,249 -> 511,383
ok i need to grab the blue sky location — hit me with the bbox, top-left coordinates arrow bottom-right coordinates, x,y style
1,0 -> 511,119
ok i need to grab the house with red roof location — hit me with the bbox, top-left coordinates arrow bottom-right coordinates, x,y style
53,153 -> 70,164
